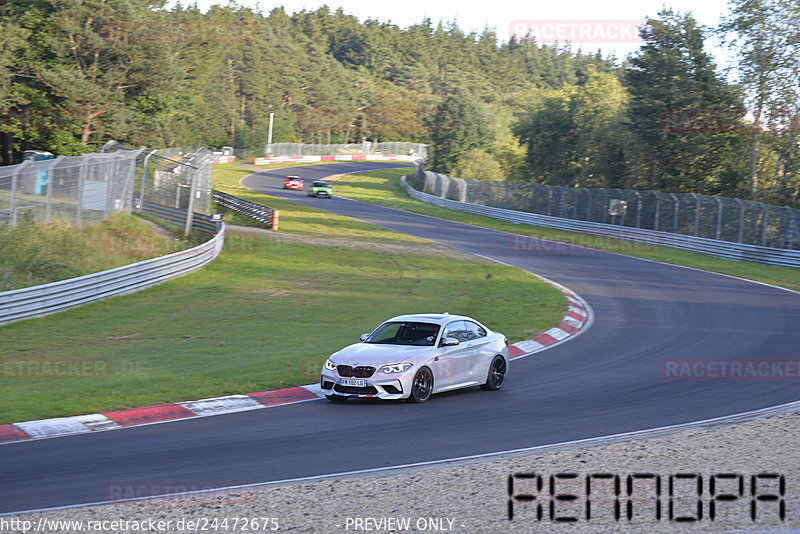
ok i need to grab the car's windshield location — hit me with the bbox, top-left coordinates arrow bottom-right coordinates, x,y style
313,181 -> 328,187
364,321 -> 440,346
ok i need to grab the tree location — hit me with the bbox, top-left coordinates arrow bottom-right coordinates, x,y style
0,19 -> 29,164
9,0 -> 184,148
429,95 -> 494,175
455,148 -> 504,180
720,0 -> 799,200
626,10 -> 746,194
513,86 -> 576,184
513,68 -> 630,187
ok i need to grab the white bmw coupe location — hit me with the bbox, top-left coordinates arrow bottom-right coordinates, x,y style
320,314 -> 510,403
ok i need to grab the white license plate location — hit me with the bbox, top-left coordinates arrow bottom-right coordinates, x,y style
340,378 -> 365,387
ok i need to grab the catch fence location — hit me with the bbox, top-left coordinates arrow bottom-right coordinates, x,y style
266,142 -> 427,161
412,167 -> 800,251
0,145 -> 216,230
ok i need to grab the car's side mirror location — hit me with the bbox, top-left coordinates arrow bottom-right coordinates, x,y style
440,337 -> 459,347
360,334 -> 370,342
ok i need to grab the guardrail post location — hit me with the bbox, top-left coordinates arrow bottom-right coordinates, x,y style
120,148 -> 144,214
653,191 -> 668,232
634,191 -> 642,228
691,193 -> 700,236
44,156 -> 64,223
670,193 -> 679,232
104,155 -> 115,218
9,160 -> 30,229
714,196 -> 723,241
138,149 -> 157,212
734,198 -> 745,243
601,189 -> 609,223
184,165 -> 199,237
572,189 -> 579,220
760,202 -> 769,247
586,189 -> 592,221
76,156 -> 89,226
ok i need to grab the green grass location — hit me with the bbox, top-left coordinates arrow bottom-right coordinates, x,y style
0,214 -> 188,291
5,158 -> 794,423
333,168 -> 800,292
0,232 -> 564,424
213,162 -> 424,243
0,161 -> 565,424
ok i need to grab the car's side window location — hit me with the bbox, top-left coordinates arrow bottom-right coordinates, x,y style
465,321 -> 487,339
442,321 -> 470,343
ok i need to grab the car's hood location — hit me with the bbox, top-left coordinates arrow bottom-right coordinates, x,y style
330,343 -> 434,366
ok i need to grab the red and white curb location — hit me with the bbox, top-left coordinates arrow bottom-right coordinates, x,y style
508,280 -> 592,359
0,386 -> 322,445
0,285 -> 591,445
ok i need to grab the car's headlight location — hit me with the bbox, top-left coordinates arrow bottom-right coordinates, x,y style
379,362 -> 413,374
324,359 -> 337,371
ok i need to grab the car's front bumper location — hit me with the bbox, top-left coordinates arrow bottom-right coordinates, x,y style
320,372 -> 409,400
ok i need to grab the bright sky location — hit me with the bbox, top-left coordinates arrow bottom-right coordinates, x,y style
168,0 -> 735,67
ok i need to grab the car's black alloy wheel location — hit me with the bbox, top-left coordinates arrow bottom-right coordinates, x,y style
408,366 -> 433,402
480,355 -> 507,391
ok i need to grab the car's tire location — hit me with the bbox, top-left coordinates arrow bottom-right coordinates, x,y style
480,355 -> 507,391
408,366 -> 434,403
325,394 -> 348,402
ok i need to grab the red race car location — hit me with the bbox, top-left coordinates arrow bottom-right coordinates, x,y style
283,176 -> 304,190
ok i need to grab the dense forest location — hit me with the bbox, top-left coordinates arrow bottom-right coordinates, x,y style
1,1 -> 798,205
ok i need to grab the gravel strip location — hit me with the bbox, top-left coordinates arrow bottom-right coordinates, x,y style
11,408 -> 798,533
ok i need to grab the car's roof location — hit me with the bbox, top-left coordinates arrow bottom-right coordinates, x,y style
384,313 -> 477,326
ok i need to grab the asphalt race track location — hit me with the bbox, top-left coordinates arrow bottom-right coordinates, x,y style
2,161 -> 799,513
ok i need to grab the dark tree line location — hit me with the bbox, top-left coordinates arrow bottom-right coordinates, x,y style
1,1 -> 798,205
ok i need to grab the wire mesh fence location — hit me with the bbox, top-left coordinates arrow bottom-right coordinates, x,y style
412,166 -> 800,250
138,147 -> 215,216
0,150 -> 142,228
265,142 -> 427,160
0,145 -> 215,231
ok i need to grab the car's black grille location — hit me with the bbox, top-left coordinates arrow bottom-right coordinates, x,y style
321,380 -> 334,390
382,384 -> 402,395
334,384 -> 379,395
337,365 -> 375,378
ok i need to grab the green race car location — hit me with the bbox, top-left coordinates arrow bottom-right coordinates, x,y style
307,180 -> 332,198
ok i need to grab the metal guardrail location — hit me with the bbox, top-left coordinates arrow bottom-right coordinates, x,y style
400,176 -> 800,269
0,207 -> 225,326
212,190 -> 277,229
142,201 -> 219,234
